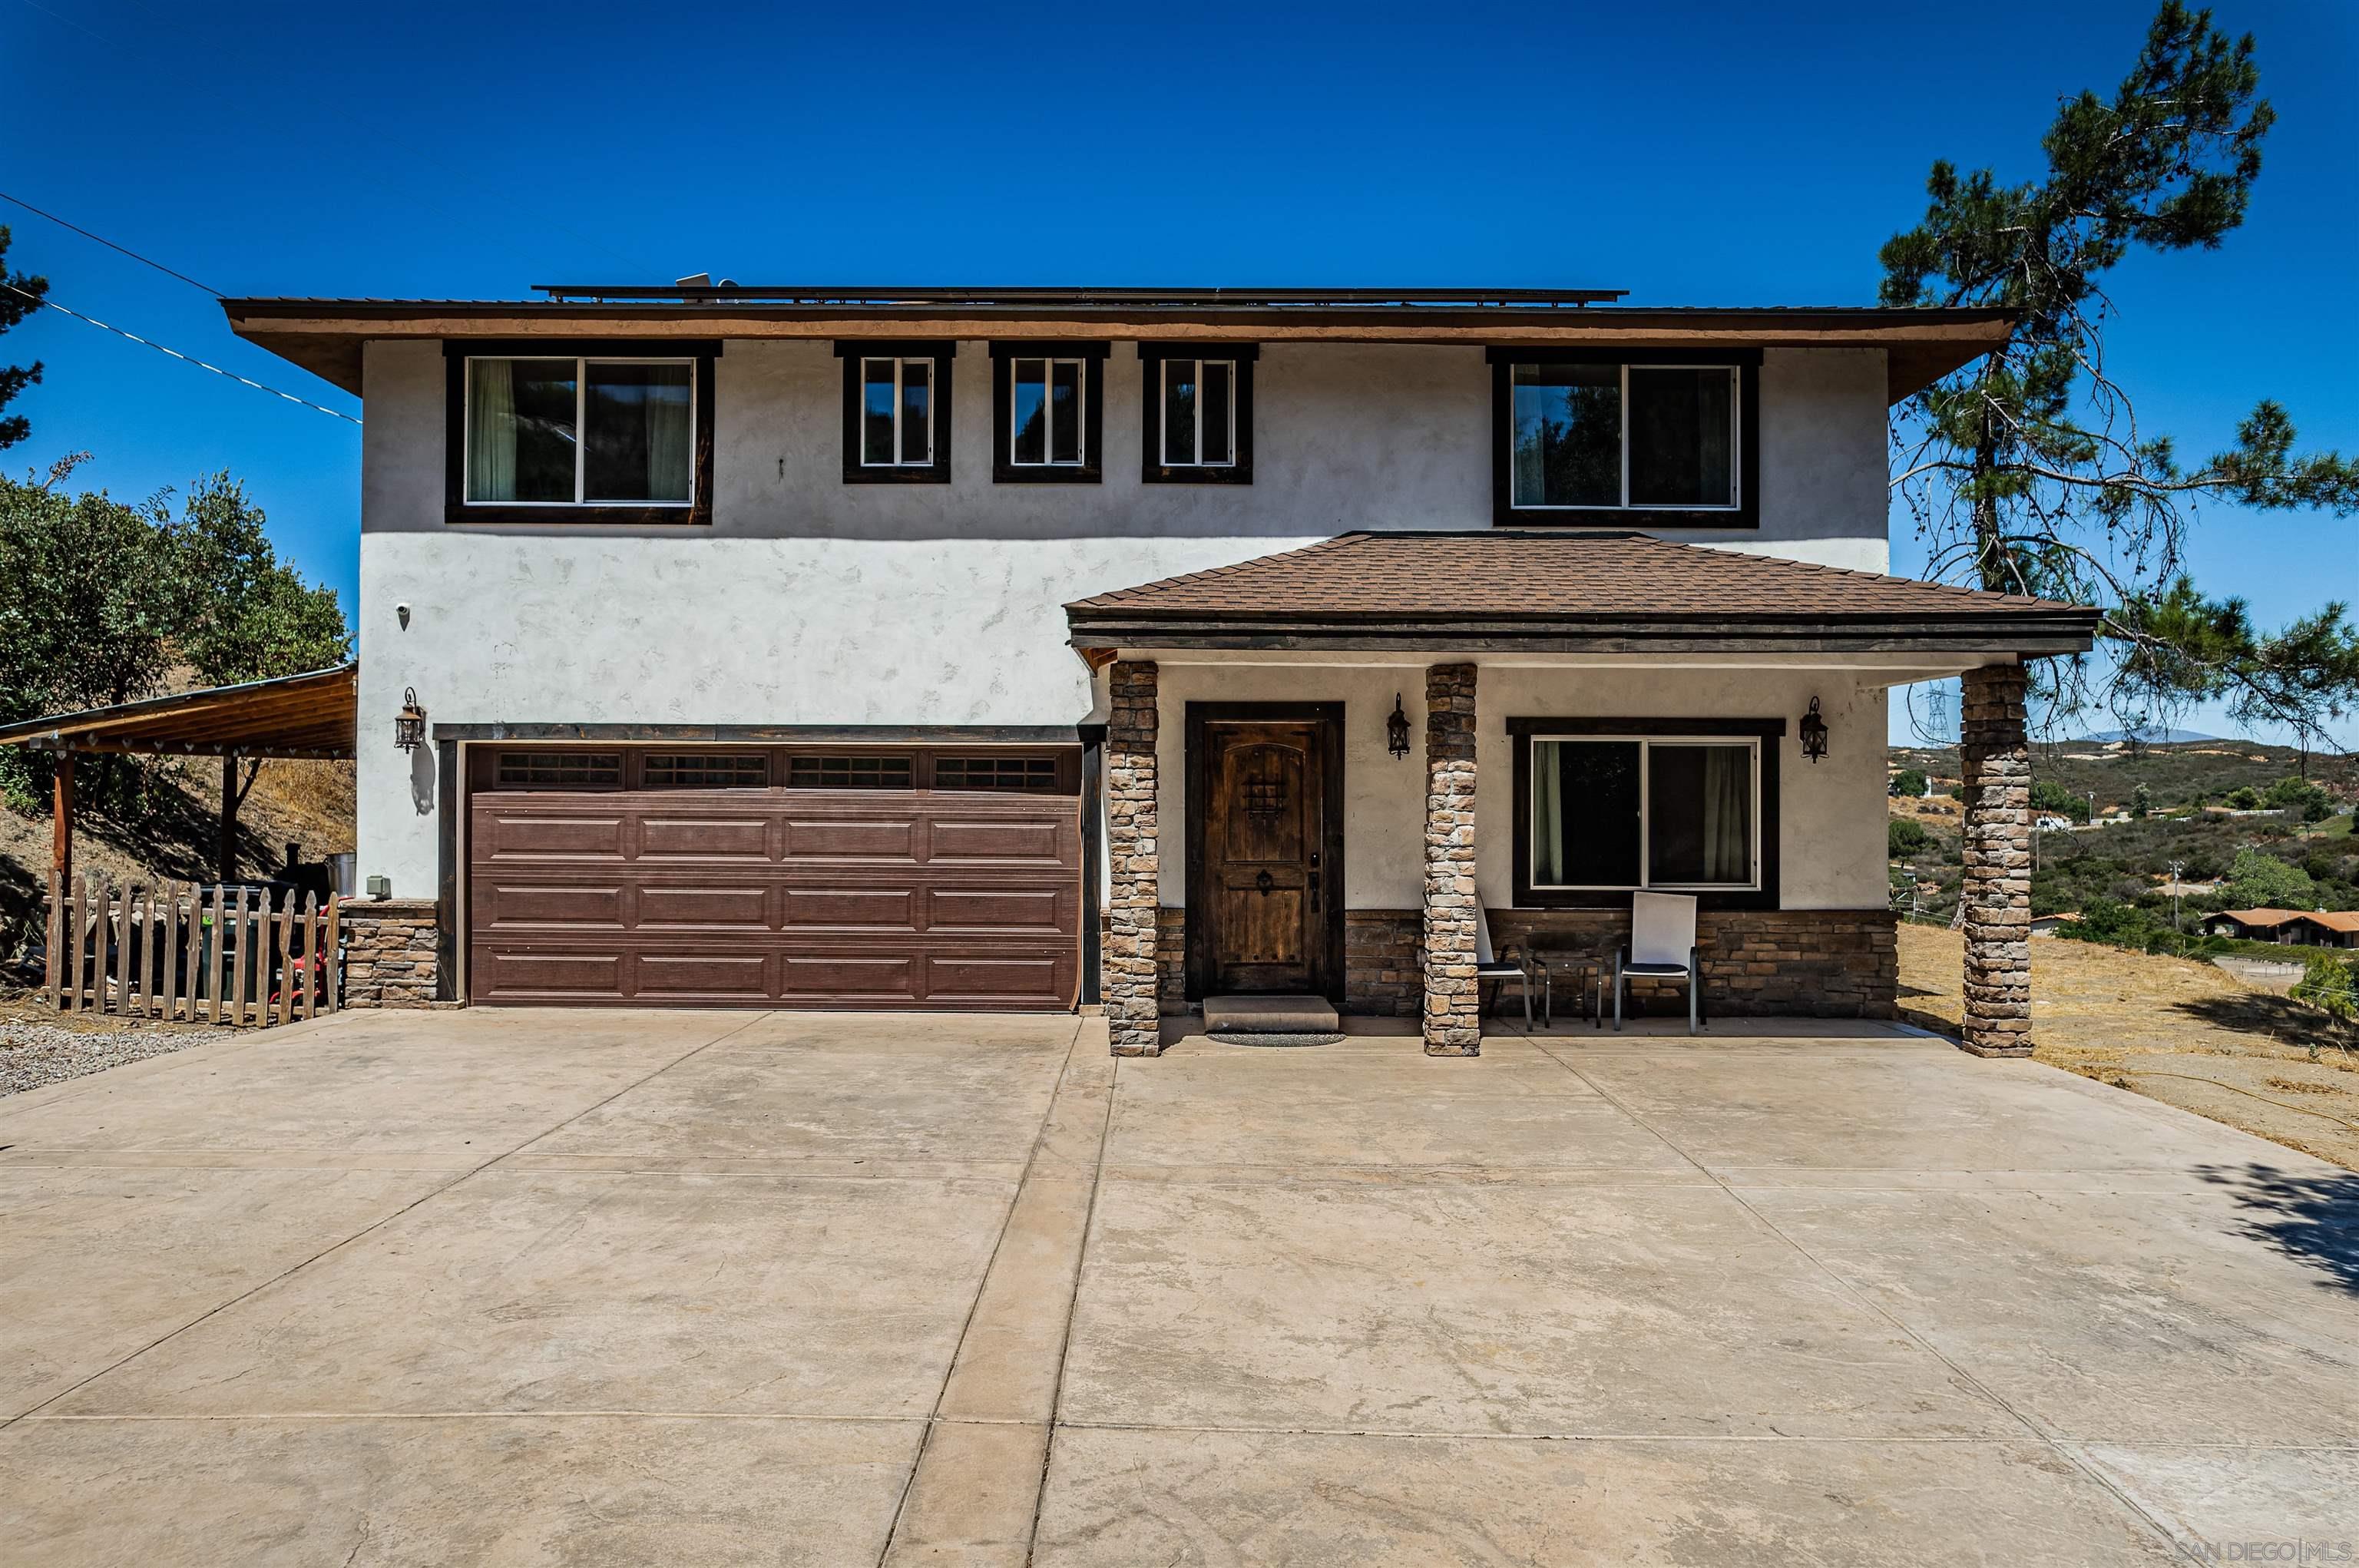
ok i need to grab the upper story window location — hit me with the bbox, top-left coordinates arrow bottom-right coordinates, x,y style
991,342 -> 1107,484
1490,349 -> 1758,528
1139,343 -> 1256,485
445,341 -> 716,524
837,342 -> 955,484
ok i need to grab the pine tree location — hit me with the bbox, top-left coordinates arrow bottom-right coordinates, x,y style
1880,2 -> 2359,742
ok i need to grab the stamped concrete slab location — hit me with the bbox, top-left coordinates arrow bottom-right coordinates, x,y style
1032,1427 -> 2179,1566
2064,1444 -> 2359,1556
1562,1050 -> 2258,1176
1743,1183 -> 2359,1445
0,1164 -> 452,1417
518,1039 -> 1067,1169
0,1014 -> 734,1159
0,1414 -> 921,1567
1060,1177 -> 2013,1439
52,1167 -> 1016,1419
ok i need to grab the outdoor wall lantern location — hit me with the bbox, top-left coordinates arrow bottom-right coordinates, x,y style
1387,693 -> 1412,759
394,688 -> 428,753
1799,696 -> 1829,764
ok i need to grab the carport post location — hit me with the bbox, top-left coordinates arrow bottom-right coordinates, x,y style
218,750 -> 239,883
51,751 -> 73,887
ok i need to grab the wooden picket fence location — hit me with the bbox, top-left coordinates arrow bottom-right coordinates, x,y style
42,875 -> 341,1026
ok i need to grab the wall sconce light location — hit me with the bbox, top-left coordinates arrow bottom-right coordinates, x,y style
394,687 -> 428,753
1387,693 -> 1412,760
1799,696 -> 1828,764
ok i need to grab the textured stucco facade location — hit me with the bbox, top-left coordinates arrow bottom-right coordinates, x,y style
354,338 -> 1896,898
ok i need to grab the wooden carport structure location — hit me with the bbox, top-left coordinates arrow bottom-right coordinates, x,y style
0,663 -> 356,885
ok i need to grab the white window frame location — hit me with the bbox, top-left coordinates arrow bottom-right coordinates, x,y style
1525,733 -> 1762,893
1508,362 -> 1742,513
859,356 -> 935,468
1158,357 -> 1238,468
462,354 -> 699,508
1008,356 -> 1088,467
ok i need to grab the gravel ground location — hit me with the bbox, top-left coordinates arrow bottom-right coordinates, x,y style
0,1007 -> 222,1097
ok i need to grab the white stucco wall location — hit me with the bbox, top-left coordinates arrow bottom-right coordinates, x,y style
355,337 -> 1894,895
1146,662 -> 1889,913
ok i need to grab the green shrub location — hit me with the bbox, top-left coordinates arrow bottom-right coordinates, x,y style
2226,786 -> 2262,810
1891,768 -> 1928,799
1888,817 -> 1931,856
2291,954 -> 2359,1025
2031,779 -> 2089,822
2225,848 -> 2316,910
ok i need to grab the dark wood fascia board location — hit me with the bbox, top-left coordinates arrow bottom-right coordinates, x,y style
236,307 -> 2011,399
1508,718 -> 1782,912
442,338 -> 725,359
1134,341 -> 1261,362
1484,346 -> 1765,366
445,354 -> 714,527
1182,701 -> 1347,1006
831,339 -> 961,359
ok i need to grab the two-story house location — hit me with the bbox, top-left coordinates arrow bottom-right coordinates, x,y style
224,285 -> 2096,1057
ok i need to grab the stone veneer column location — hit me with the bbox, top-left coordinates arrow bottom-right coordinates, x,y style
1421,663 -> 1481,1056
1104,660 -> 1163,1056
1959,663 -> 2033,1056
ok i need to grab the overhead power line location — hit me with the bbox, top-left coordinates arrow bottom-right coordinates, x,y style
3,283 -> 359,426
0,190 -> 223,298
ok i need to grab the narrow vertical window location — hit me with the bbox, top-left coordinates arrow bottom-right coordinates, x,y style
860,357 -> 933,468
1011,357 -> 1087,466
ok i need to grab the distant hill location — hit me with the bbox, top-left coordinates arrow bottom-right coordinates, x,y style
2074,727 -> 2217,744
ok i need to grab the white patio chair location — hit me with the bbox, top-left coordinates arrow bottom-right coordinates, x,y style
1474,905 -> 1543,1028
1614,892 -> 1702,1033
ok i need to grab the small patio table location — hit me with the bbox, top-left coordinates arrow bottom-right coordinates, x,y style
1522,948 -> 1602,1029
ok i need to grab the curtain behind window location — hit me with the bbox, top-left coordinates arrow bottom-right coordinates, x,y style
1532,746 -> 1564,884
644,372 -> 691,501
467,359 -> 516,501
1701,746 -> 1749,882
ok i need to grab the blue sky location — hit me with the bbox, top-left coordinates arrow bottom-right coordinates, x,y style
2,0 -> 2352,743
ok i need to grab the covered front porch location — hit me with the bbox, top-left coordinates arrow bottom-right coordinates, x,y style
1067,531 -> 2099,1060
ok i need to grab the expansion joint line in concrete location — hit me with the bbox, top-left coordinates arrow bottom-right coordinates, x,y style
1524,1036 -> 2192,1557
875,1017 -> 1111,1568
0,1010 -> 775,1434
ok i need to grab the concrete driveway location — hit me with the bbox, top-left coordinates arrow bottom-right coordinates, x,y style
2,1010 -> 2354,1565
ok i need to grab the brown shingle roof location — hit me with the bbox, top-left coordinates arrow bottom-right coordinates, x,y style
1065,531 -> 2098,653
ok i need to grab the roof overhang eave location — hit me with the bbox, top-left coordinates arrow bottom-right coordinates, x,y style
1064,614 -> 2099,657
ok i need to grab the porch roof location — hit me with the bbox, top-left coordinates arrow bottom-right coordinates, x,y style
0,663 -> 356,759
1065,531 -> 2100,657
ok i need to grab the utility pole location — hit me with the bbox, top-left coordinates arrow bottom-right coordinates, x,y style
2168,859 -> 2184,935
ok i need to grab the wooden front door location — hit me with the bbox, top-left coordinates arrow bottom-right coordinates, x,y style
1202,719 -> 1330,994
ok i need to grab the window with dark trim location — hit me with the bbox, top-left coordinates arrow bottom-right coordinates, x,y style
835,341 -> 955,484
990,341 -> 1107,484
1507,718 -> 1782,909
1137,342 -> 1256,485
1488,349 -> 1760,529
935,756 -> 1060,792
444,340 -> 718,526
496,752 -> 624,788
786,755 -> 914,789
643,753 -> 767,789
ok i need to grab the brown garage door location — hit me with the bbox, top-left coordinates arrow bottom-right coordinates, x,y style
466,746 -> 1082,1009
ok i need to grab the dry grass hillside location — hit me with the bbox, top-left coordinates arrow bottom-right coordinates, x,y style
0,756 -> 354,966
1901,923 -> 2359,1170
